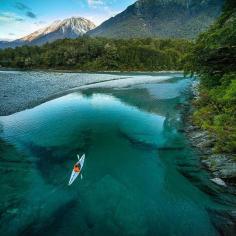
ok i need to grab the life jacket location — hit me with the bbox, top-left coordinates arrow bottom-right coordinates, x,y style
74,164 -> 80,173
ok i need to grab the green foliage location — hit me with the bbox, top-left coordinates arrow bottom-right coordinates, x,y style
193,75 -> 236,153
0,37 -> 192,71
187,0 -> 236,153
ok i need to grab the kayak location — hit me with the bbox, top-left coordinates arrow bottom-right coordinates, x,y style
68,154 -> 85,186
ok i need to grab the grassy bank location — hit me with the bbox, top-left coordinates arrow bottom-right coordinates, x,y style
185,0 -> 236,154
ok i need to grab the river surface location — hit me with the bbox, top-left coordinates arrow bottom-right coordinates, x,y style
0,73 -> 235,236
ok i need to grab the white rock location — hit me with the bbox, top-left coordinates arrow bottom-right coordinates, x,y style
210,178 -> 227,187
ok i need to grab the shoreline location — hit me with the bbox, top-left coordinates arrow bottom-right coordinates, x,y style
183,81 -> 236,189
0,70 -> 181,116
0,73 -> 128,116
0,67 -> 183,74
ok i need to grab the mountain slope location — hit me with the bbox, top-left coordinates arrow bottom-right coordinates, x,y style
0,17 -> 96,48
88,0 -> 224,39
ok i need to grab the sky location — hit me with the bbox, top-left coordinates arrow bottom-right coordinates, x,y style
0,0 -> 136,40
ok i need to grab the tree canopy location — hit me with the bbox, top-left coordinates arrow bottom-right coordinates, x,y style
185,0 -> 236,153
0,37 -> 191,71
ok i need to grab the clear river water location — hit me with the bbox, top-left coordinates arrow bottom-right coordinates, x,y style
0,73 -> 235,236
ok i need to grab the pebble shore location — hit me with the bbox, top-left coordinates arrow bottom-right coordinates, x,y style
0,71 -> 129,116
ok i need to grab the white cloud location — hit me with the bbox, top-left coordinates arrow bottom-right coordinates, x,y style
0,12 -> 24,22
82,0 -> 120,25
87,0 -> 105,8
0,16 -> 47,40
82,6 -> 120,25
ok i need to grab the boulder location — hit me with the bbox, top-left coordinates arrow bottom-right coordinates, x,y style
210,178 -> 227,187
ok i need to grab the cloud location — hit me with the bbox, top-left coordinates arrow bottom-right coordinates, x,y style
0,12 -> 24,22
15,2 -> 30,11
8,33 -> 16,36
87,0 -> 105,7
14,2 -> 37,19
34,20 -> 46,25
26,11 -> 37,18
16,18 -> 24,22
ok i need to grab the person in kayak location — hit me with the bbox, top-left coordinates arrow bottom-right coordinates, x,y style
74,163 -> 81,173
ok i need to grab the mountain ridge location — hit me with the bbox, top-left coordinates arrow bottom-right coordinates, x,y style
87,0 -> 224,39
0,17 -> 96,49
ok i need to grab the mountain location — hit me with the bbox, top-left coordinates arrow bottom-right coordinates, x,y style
87,0 -> 224,39
0,17 -> 96,49
0,40 -> 24,49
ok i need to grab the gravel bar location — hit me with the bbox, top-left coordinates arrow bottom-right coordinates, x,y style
0,71 -> 131,116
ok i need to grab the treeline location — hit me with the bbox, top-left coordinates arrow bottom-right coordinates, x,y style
185,0 -> 236,153
0,37 -> 192,71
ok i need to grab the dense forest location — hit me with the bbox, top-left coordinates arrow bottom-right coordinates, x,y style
185,0 -> 236,153
0,38 -> 191,71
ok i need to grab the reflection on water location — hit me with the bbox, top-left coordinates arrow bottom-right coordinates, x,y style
0,75 -> 235,236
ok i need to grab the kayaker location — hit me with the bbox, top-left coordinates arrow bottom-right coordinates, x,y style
74,163 -> 81,173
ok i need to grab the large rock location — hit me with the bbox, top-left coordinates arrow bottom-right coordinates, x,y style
202,154 -> 236,181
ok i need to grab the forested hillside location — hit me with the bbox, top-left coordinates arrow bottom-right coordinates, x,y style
88,0 -> 223,39
185,0 -> 236,153
0,37 -> 191,71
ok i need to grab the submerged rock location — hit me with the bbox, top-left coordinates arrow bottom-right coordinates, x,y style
6,208 -> 19,215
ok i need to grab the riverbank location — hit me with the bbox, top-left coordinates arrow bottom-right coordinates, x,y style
0,67 -> 183,74
0,71 -> 121,115
0,70 -> 180,116
183,81 -> 236,189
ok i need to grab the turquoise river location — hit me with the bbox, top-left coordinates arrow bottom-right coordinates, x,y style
0,73 -> 235,236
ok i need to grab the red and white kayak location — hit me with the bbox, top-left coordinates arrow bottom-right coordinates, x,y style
68,154 -> 85,186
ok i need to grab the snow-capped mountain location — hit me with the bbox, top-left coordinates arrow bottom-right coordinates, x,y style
0,17 -> 96,48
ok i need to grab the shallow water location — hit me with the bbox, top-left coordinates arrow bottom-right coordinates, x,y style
0,73 -> 235,236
